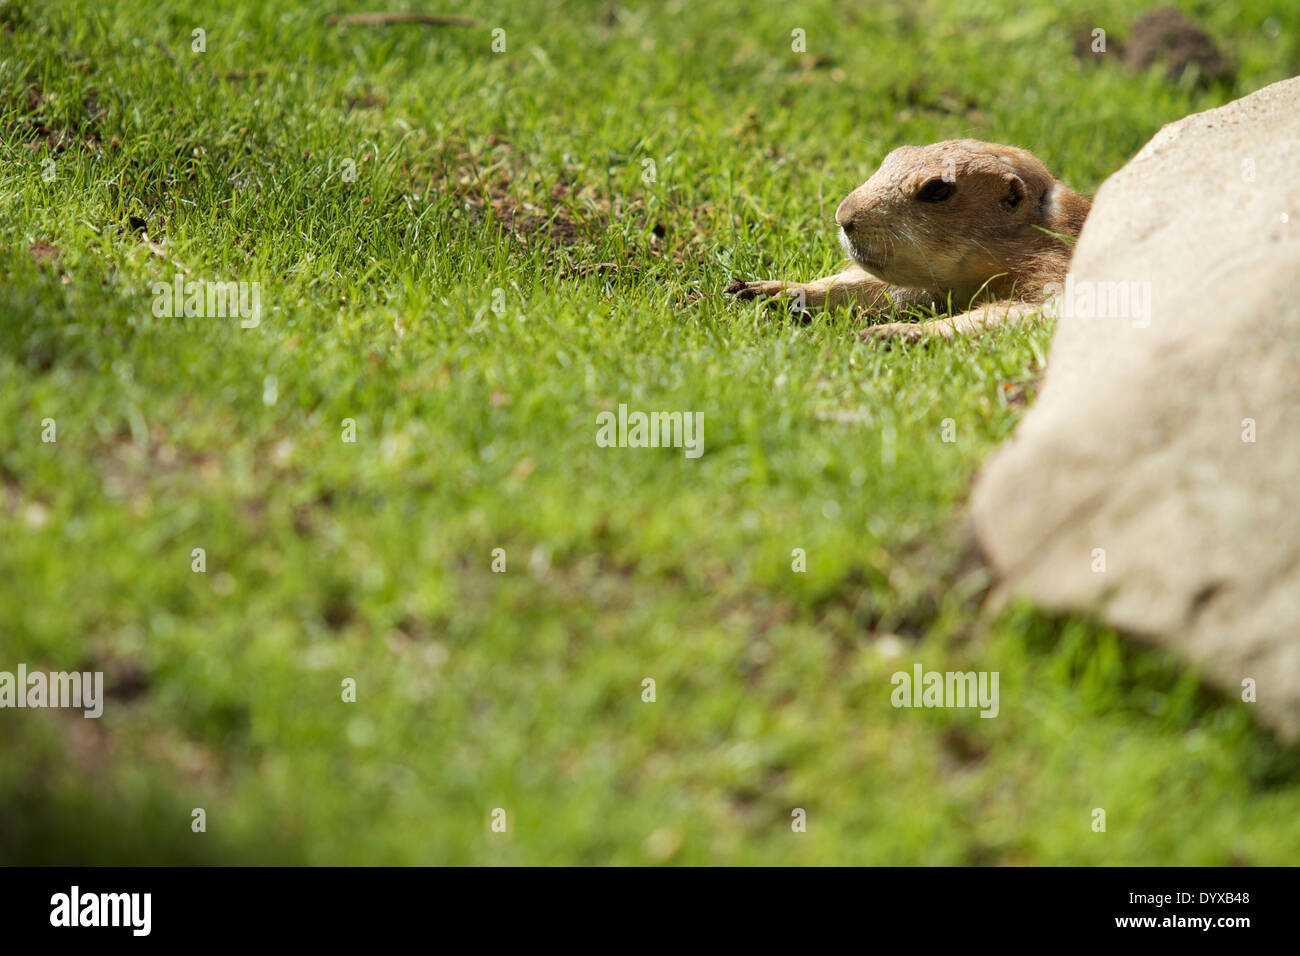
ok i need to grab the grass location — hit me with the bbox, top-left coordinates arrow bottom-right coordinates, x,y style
2,0 -> 1299,864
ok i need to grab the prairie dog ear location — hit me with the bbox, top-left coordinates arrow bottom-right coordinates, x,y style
1001,173 -> 1027,211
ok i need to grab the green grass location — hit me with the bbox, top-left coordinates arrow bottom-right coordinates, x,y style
2,0 -> 1298,864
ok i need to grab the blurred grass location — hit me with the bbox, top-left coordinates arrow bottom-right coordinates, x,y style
1,0 -> 1298,863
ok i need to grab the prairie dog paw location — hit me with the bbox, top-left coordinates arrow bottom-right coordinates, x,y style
858,322 -> 932,345
724,279 -> 813,311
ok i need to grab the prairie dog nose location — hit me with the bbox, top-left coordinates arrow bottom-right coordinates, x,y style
835,192 -> 867,230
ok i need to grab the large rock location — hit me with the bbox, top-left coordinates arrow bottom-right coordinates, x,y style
970,76 -> 1300,739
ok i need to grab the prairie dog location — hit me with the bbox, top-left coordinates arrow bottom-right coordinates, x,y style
725,140 -> 1091,340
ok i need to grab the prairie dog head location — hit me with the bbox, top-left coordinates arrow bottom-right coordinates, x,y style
835,140 -> 1070,294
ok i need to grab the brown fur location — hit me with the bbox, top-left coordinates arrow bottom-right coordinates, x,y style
725,139 -> 1091,341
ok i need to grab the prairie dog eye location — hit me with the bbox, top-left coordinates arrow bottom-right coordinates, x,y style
916,178 -> 955,202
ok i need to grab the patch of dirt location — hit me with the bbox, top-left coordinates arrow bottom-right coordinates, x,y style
939,725 -> 991,770
1071,8 -> 1232,87
1072,26 -> 1113,64
727,107 -> 763,139
569,260 -> 635,278
997,375 -> 1041,409
222,70 -> 269,84
106,659 -> 152,703
895,82 -> 985,124
461,182 -> 596,252
142,732 -> 227,787
344,89 -> 387,110
95,420 -> 226,512
412,136 -> 593,254
418,134 -> 712,277
1,82 -> 108,154
1125,7 -> 1232,86
59,710 -> 116,775
28,240 -> 60,263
